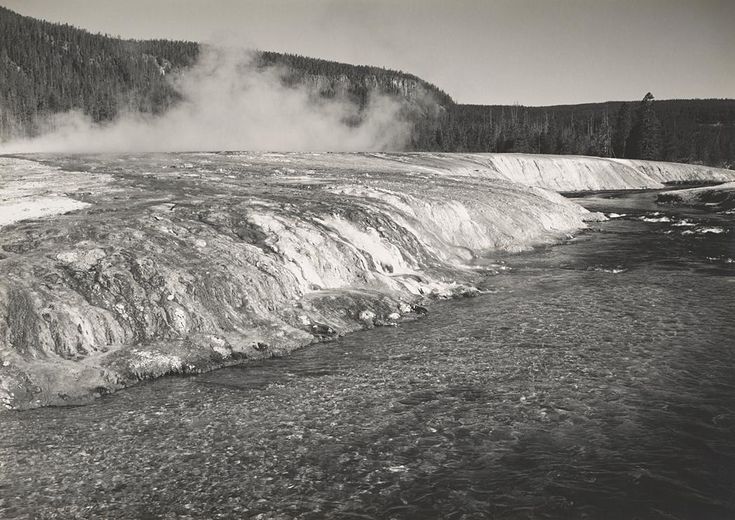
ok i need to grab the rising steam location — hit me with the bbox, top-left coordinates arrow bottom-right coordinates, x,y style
0,46 -> 412,153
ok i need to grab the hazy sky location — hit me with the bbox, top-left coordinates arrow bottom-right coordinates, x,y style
2,0 -> 733,105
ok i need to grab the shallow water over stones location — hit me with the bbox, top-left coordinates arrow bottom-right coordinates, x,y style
1,190 -> 734,519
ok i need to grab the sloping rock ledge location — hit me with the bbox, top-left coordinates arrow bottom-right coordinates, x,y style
1,152 -> 733,410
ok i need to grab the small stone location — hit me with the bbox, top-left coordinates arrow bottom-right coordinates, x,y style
413,305 -> 429,315
387,312 -> 401,321
194,239 -> 207,248
2,360 -> 9,367
359,310 -> 376,322
167,294 -> 175,301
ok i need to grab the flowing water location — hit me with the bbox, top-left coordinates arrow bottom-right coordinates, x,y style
1,191 -> 734,520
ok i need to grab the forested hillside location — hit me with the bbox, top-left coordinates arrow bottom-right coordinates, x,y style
0,6 -> 446,141
0,5 -> 733,167
417,95 -> 735,167
0,6 -> 199,136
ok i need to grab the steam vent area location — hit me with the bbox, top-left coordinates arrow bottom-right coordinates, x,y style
2,152 -> 734,410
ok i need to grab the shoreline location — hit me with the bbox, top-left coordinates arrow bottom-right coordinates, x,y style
2,153 -> 733,411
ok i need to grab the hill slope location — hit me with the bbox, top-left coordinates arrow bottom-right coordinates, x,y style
0,6 -> 733,166
0,6 -> 449,142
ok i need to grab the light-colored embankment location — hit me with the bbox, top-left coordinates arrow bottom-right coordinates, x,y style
1,152 -> 733,409
657,182 -> 735,211
357,153 -> 735,192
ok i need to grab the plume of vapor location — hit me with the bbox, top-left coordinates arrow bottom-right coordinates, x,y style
0,46 -> 413,153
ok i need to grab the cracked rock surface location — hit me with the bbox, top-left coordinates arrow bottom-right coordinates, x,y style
1,152 -> 731,409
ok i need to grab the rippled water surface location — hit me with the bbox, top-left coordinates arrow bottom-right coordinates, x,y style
1,191 -> 734,519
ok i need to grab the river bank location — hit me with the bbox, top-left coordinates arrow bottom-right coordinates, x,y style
657,181 -> 735,211
1,153 -> 733,410
1,189 -> 733,519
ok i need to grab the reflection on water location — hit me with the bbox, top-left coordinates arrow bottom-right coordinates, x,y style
1,191 -> 734,519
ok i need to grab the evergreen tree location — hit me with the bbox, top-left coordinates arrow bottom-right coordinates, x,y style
612,103 -> 632,157
627,92 -> 663,160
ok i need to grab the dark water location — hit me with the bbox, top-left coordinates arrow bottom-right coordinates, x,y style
1,192 -> 734,520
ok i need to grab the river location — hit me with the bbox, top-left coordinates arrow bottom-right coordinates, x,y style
1,190 -> 733,519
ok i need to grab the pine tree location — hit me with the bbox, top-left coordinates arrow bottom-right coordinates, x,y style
612,103 -> 632,157
627,93 -> 663,160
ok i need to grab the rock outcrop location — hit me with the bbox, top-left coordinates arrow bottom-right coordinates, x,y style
657,182 -> 735,211
1,152 -> 733,409
359,153 -> 734,192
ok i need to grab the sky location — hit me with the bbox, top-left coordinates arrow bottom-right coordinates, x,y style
1,0 -> 733,106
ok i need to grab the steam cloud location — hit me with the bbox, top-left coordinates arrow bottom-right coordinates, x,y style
0,46 -> 412,153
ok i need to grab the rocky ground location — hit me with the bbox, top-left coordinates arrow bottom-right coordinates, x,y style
1,152 -> 733,410
657,181 -> 735,211
0,152 -> 611,410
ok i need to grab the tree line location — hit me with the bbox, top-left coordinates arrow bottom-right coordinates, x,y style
410,95 -> 735,167
1,5 -> 733,168
0,6 -> 445,142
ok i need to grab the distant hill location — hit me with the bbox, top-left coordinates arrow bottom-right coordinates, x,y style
0,6 -> 449,142
0,6 -> 199,134
0,6 -> 733,167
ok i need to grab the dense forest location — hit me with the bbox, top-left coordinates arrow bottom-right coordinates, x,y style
1,6 -> 733,167
420,96 -> 735,167
0,6 -> 199,135
0,6 -> 446,141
